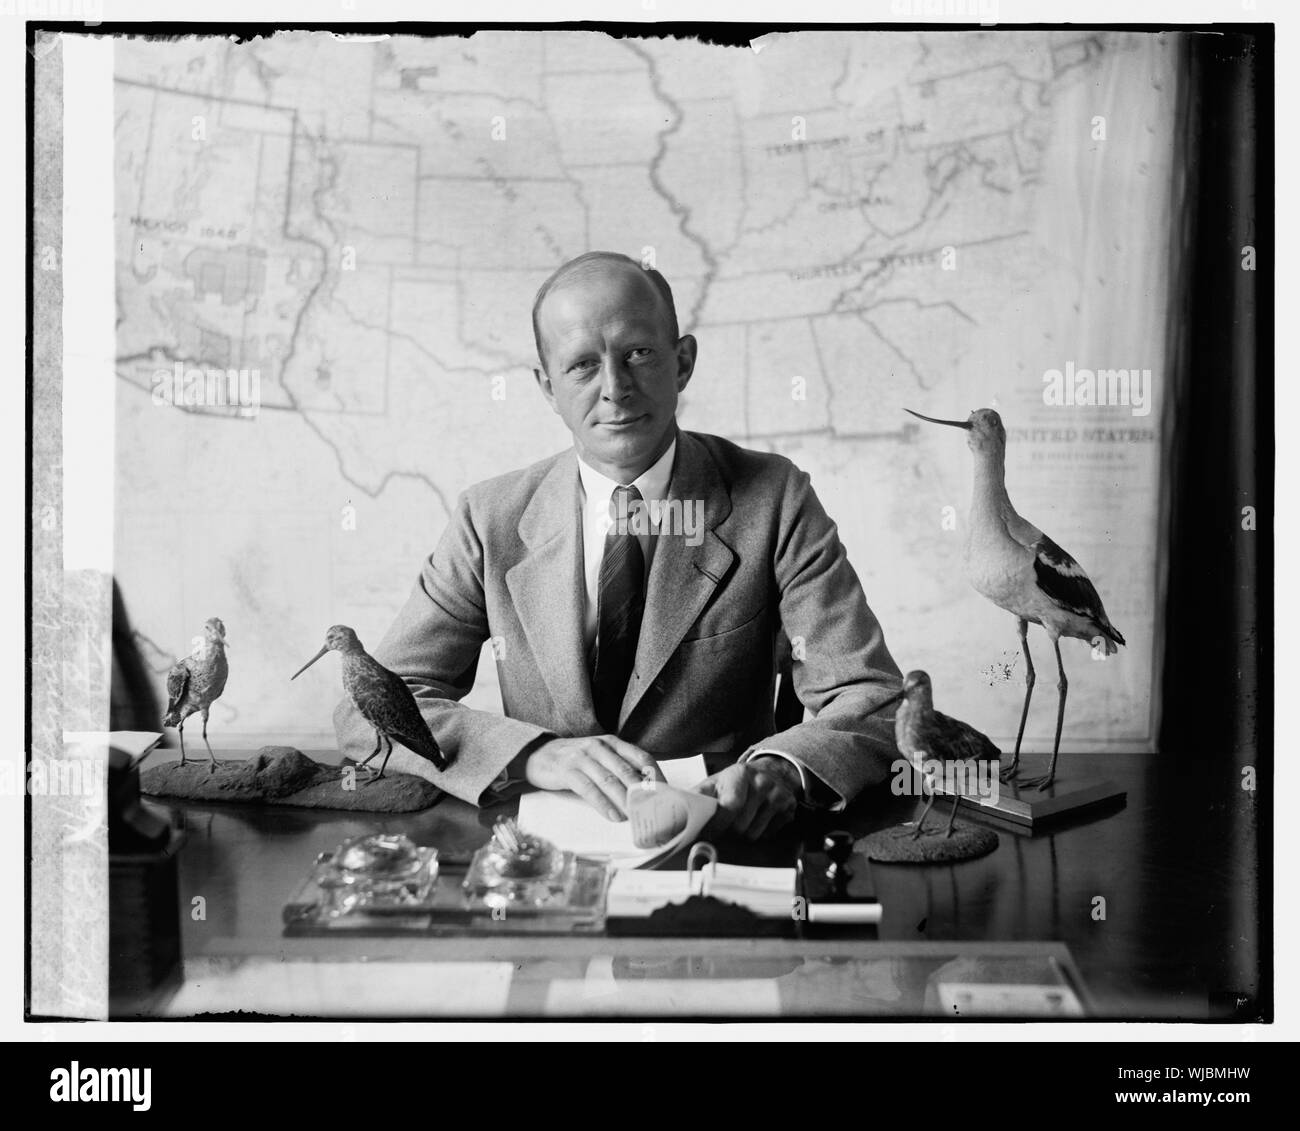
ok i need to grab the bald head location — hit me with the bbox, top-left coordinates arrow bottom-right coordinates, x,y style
531,252 -> 679,372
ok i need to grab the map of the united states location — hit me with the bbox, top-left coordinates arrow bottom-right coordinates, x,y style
114,30 -> 1176,751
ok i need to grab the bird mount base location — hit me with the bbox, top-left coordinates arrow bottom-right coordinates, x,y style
858,823 -> 999,865
932,768 -> 1127,835
141,746 -> 442,812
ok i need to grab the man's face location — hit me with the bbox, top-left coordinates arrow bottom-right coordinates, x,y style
534,265 -> 696,480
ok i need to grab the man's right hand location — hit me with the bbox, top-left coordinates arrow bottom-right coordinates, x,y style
522,736 -> 664,821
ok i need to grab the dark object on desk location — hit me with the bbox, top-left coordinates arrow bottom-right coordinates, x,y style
108,741 -> 171,853
860,822 -> 998,864
142,745 -> 442,812
163,616 -> 230,770
798,831 -> 882,931
904,408 -> 1125,791
611,893 -> 793,938
292,625 -> 450,779
862,669 -> 1002,860
800,832 -> 877,901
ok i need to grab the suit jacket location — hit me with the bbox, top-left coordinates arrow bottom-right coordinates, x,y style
333,429 -> 903,805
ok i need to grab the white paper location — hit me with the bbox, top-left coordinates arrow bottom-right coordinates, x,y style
607,863 -> 797,917
516,754 -> 711,868
806,903 -> 883,925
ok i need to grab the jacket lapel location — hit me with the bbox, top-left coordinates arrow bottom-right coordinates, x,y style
505,451 -> 599,732
619,432 -> 735,729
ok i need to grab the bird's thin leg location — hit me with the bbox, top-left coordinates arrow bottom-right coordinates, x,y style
177,721 -> 187,767
372,734 -> 394,781
910,784 -> 937,840
942,792 -> 961,838
1023,639 -> 1067,791
1044,638 -> 1068,789
1003,618 -> 1035,782
356,729 -> 383,772
201,707 -> 217,771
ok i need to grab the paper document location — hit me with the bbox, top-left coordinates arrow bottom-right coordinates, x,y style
606,863 -> 797,918
516,754 -> 713,869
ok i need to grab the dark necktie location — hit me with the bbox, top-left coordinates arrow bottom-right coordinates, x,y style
591,484 -> 646,734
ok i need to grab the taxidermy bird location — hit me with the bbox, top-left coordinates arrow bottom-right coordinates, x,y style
906,408 -> 1125,789
292,625 -> 450,780
867,670 -> 1001,838
163,616 -> 229,770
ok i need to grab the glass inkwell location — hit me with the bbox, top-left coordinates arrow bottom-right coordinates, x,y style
313,832 -> 440,918
463,818 -> 568,908
463,818 -> 611,926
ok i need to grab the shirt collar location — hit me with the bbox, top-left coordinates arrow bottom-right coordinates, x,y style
577,435 -> 677,511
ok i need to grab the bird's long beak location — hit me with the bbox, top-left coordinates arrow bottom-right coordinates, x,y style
905,408 -> 972,430
291,645 -> 329,681
863,688 -> 906,719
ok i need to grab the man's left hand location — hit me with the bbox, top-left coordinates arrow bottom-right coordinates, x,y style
694,756 -> 801,841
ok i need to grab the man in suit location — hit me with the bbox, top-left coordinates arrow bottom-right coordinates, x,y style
334,251 -> 903,839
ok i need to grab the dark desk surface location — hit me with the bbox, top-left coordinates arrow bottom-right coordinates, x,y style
135,750 -> 1260,1020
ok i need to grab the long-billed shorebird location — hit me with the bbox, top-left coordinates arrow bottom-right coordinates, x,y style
292,625 -> 451,780
163,616 -> 229,770
906,408 -> 1125,790
867,670 -> 1001,838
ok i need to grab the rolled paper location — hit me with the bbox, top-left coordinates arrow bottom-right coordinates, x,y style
627,782 -> 692,848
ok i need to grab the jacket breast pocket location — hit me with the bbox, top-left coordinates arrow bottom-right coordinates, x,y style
680,602 -> 771,647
